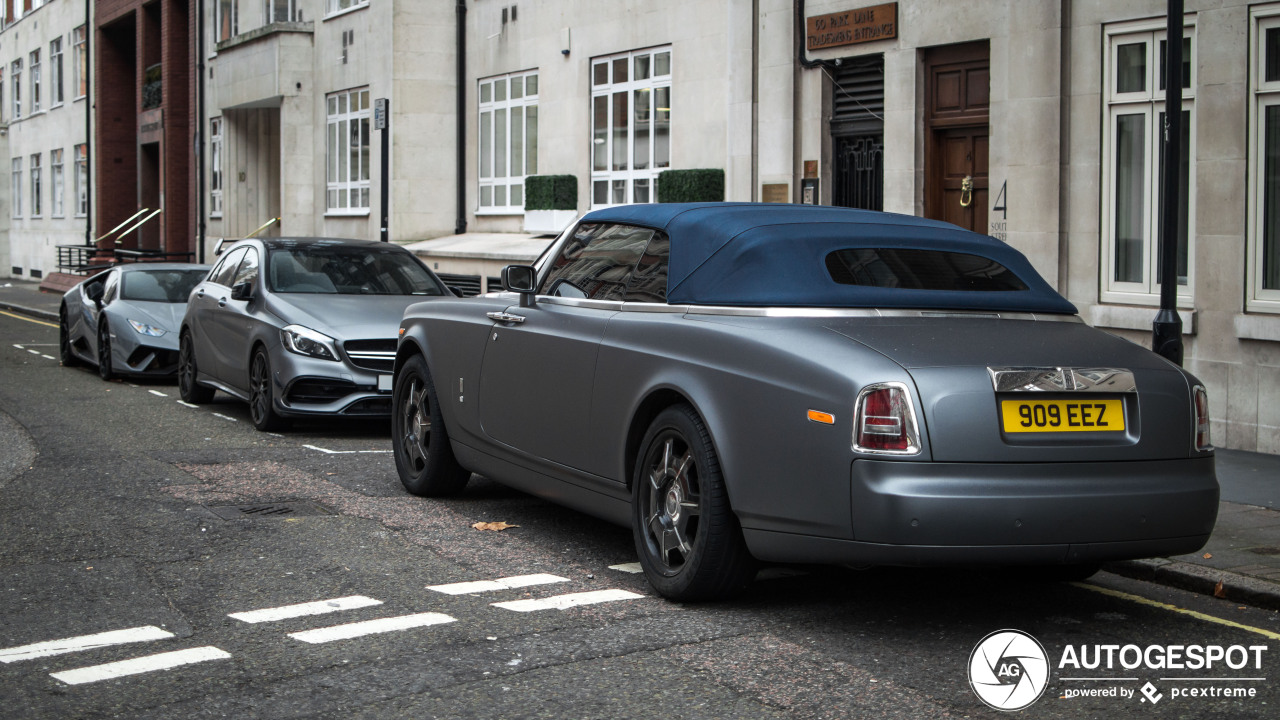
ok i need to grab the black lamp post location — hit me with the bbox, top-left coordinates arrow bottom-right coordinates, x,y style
1152,0 -> 1185,365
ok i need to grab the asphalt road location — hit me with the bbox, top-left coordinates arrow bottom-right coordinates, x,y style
1,310 -> 1278,719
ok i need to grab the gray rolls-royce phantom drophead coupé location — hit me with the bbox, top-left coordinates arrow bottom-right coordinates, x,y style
391,203 -> 1218,601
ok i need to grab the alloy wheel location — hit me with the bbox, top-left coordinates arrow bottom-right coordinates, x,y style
640,432 -> 702,574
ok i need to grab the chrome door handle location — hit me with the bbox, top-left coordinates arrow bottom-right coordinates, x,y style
486,311 -> 526,324
218,297 -> 228,308
196,289 -> 205,298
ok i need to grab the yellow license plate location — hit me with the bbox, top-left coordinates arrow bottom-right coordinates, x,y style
1000,399 -> 1126,433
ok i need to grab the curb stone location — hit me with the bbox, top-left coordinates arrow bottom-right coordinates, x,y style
1105,558 -> 1280,612
0,301 -> 58,322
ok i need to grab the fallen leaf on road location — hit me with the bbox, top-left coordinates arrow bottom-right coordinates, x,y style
1213,580 -> 1227,598
1203,552 -> 1213,559
473,521 -> 519,532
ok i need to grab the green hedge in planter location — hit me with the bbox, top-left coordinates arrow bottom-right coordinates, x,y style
657,169 -> 725,203
524,175 -> 578,211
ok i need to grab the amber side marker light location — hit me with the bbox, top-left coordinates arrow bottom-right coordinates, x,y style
398,327 -> 406,336
808,410 -> 835,425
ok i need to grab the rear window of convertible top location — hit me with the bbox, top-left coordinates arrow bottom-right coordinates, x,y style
825,248 -> 1029,292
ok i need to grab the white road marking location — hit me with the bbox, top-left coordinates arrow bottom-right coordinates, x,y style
211,413 -> 238,422
287,612 -> 456,644
428,574 -> 568,595
608,563 -> 644,574
229,595 -> 383,624
149,390 -> 168,397
27,349 -> 39,355
13,344 -> 24,349
0,626 -> 174,664
492,589 -> 644,612
50,646 -> 231,685
40,354 -> 55,360
302,444 -> 391,455
176,401 -> 198,409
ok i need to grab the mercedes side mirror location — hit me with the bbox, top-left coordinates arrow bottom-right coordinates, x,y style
502,265 -> 538,308
230,281 -> 255,301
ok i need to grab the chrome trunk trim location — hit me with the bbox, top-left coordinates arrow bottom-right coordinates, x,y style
987,367 -> 1137,393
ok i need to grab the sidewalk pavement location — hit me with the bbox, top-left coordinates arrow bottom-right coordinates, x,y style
1,278 -> 1279,607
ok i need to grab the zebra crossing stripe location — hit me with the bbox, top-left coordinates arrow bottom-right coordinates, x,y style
288,612 -> 457,644
491,589 -> 644,612
50,646 -> 231,686
427,573 -> 569,595
228,595 -> 383,624
0,626 -> 175,664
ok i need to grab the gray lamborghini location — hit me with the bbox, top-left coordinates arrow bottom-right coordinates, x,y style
59,263 -> 212,380
391,203 -> 1219,602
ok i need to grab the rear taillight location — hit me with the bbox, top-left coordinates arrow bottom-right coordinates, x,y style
1193,385 -> 1212,452
854,382 -> 921,455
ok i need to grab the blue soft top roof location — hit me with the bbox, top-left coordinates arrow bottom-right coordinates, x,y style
578,203 -> 1077,314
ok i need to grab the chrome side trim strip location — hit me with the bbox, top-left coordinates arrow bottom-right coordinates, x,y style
535,295 -> 1084,322
987,367 -> 1137,393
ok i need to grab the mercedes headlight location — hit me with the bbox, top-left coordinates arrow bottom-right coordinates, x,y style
280,324 -> 338,361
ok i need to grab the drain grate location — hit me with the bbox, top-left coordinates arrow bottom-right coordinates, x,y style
205,501 -> 331,520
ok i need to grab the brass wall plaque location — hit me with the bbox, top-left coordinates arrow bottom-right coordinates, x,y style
806,3 -> 898,51
762,183 -> 790,204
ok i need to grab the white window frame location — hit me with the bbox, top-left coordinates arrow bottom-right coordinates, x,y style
29,48 -> 40,113
74,143 -> 88,217
1248,7 -> 1280,313
50,148 -> 64,218
11,59 -> 20,119
29,153 -> 40,218
72,25 -> 87,100
49,36 -> 63,108
210,117 -> 224,217
590,47 -> 672,208
325,0 -> 368,19
325,87 -> 371,215
264,0 -> 298,23
1100,19 -> 1197,306
11,158 -> 22,219
216,0 -> 239,42
478,69 -> 538,214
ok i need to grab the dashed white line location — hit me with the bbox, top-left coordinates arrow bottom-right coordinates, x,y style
176,401 -> 198,409
287,612 -> 456,644
608,563 -> 644,574
0,626 -> 174,664
302,444 -> 391,455
27,349 -> 39,355
491,589 -> 644,612
40,354 -> 55,360
229,596 -> 383,624
211,413 -> 238,422
149,390 -> 168,397
428,574 -> 569,596
50,646 -> 231,686
13,344 -> 24,349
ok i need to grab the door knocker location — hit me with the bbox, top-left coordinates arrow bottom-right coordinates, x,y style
960,175 -> 974,208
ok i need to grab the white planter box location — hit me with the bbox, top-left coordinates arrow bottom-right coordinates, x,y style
523,209 -> 577,235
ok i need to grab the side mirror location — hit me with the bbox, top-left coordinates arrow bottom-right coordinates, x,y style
502,265 -> 538,308
447,286 -> 466,298
230,281 -> 254,301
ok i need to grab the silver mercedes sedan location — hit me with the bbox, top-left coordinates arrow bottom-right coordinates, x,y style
178,237 -> 449,430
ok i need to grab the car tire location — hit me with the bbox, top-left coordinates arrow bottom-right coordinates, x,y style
632,404 -> 756,601
392,354 -> 470,496
59,304 -> 80,367
178,330 -> 215,404
97,321 -> 115,380
249,348 -> 290,432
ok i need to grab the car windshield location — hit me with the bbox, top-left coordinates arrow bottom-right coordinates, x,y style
120,269 -> 210,303
268,246 -> 445,295
825,248 -> 1030,292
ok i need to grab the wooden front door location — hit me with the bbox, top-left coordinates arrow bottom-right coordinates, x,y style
924,42 -> 990,234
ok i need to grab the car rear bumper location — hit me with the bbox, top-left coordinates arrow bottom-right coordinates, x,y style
742,456 -> 1218,566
